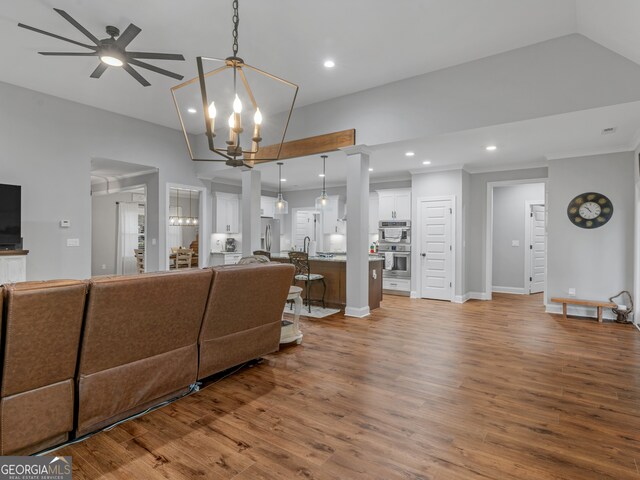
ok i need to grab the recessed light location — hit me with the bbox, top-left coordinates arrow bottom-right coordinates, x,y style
422,160 -> 431,165
405,151 -> 415,157
318,173 -> 325,177
281,179 -> 287,182
323,59 -> 335,68
187,108 -> 197,114
486,145 -> 497,151
368,168 -> 373,172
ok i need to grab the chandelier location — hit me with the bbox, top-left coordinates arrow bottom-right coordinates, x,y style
169,188 -> 199,226
171,0 -> 299,168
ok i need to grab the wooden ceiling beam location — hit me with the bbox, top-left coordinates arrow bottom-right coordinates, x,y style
250,129 -> 356,164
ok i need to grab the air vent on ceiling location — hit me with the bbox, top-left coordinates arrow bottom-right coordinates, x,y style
601,127 -> 617,135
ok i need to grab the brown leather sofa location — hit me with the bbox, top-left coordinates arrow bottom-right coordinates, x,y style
198,263 -> 295,379
75,269 -> 212,436
0,262 -> 294,453
0,280 -> 87,455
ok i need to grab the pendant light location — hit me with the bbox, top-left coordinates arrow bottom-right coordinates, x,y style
275,162 -> 288,214
171,0 -> 299,167
315,155 -> 329,210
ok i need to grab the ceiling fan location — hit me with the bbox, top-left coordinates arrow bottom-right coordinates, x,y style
18,8 -> 185,86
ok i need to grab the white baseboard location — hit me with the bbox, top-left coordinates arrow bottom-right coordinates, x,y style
468,292 -> 491,301
453,293 -> 471,304
409,291 -> 419,299
345,306 -> 371,318
492,286 -> 526,295
545,304 -> 616,321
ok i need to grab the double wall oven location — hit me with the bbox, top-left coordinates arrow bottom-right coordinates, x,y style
378,220 -> 411,279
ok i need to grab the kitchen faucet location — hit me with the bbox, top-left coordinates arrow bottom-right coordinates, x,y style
303,236 -> 311,253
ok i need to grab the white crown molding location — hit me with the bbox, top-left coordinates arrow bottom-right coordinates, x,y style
463,160 -> 548,174
341,144 -> 373,156
409,164 -> 466,175
545,145 -> 634,161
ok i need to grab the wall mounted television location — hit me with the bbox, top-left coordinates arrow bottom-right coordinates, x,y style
0,184 -> 21,249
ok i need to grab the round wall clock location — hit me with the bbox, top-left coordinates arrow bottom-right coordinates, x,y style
567,192 -> 613,229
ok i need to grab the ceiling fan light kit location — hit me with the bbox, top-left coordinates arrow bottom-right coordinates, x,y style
171,0 -> 298,168
18,8 -> 185,86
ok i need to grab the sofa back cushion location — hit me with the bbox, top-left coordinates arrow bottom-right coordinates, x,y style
197,263 -> 293,378
79,269 -> 212,375
1,280 -> 87,397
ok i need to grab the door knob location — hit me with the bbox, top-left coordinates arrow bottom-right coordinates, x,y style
421,253 -> 426,257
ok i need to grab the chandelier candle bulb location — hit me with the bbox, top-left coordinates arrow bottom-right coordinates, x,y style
253,108 -> 262,141
208,101 -> 217,134
227,114 -> 236,144
233,94 -> 242,133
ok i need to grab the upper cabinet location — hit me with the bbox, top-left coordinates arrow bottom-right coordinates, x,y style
378,189 -> 411,220
260,196 -> 276,218
215,192 -> 240,234
322,195 -> 345,235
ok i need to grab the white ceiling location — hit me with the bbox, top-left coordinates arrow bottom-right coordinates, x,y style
2,0 -> 578,131
209,101 -> 640,191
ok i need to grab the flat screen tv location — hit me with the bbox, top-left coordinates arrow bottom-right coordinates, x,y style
0,184 -> 21,248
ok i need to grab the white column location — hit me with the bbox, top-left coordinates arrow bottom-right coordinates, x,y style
343,145 -> 371,317
241,169 -> 261,257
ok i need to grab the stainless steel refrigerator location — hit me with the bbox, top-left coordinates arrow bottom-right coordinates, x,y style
260,217 -> 281,253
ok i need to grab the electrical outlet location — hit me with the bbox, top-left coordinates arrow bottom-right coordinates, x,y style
568,288 -> 576,297
66,238 -> 80,247
101,264 -> 107,270
151,238 -> 157,246
511,240 -> 520,247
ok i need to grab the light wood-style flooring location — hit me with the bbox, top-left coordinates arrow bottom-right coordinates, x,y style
60,293 -> 640,479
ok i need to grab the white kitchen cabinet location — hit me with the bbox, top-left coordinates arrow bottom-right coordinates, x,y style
378,189 -> 411,220
0,254 -> 27,284
322,195 -> 345,235
210,252 -> 242,266
369,192 -> 379,234
215,192 -> 240,234
383,277 -> 411,294
260,196 -> 276,218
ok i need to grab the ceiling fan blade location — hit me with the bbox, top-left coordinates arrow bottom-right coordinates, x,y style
115,24 -> 142,48
18,23 -> 96,50
126,52 -> 185,61
39,51 -> 97,56
127,59 -> 184,80
123,63 -> 151,87
53,8 -> 100,45
90,63 -> 108,79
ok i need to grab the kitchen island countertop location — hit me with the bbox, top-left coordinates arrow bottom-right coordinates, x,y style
271,253 -> 383,263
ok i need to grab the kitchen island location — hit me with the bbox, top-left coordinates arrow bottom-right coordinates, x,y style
271,253 -> 384,311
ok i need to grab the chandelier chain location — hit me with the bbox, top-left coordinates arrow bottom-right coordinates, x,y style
232,0 -> 239,57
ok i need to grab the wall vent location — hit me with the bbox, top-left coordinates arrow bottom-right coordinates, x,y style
601,127 -> 617,135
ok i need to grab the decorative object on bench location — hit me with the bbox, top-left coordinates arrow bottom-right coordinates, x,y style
566,192 -> 613,229
551,297 -> 617,323
608,290 -> 634,324
281,286 -> 303,345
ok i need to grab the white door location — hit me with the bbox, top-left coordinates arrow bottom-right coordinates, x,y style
227,196 -> 239,233
529,204 -> 546,294
420,199 -> 453,301
378,193 -> 395,220
394,192 -> 411,220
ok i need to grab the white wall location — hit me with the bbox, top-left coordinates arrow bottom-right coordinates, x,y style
492,183 -> 545,292
547,152 -> 635,308
0,81 -> 207,281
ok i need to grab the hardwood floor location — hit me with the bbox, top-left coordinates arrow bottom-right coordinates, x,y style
60,293 -> 640,479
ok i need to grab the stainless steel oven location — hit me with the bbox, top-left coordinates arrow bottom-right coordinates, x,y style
379,244 -> 411,279
379,220 -> 411,245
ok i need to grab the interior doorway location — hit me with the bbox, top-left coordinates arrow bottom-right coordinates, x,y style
417,196 -> 455,301
165,183 -> 207,270
291,208 -> 321,252
486,180 -> 546,301
91,159 -> 158,277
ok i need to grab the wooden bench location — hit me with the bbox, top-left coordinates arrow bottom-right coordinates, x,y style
550,297 -> 617,323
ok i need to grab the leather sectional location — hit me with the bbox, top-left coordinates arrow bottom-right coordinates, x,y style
0,262 -> 294,455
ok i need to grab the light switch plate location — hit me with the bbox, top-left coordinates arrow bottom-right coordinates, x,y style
568,288 -> 576,297
59,220 -> 71,228
511,240 -> 520,247
66,238 -> 80,247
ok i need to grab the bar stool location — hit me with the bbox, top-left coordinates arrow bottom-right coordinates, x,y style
288,252 -> 326,313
